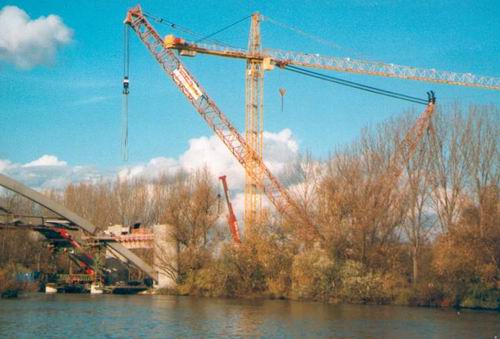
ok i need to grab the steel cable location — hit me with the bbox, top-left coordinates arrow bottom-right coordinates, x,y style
284,65 -> 428,105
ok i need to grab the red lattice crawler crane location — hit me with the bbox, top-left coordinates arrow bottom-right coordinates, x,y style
219,175 -> 241,244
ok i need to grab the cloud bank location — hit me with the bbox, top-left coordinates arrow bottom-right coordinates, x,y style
119,128 -> 299,190
0,5 -> 72,69
1,129 -> 300,192
0,155 -> 104,191
0,130 -> 300,225
23,154 -> 67,168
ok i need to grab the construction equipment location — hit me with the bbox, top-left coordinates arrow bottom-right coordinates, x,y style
36,226 -> 96,275
0,209 -> 96,274
365,92 -> 436,231
279,88 -> 287,112
122,20 -> 131,162
0,173 -> 158,281
244,13 -> 264,229
0,206 -> 94,272
162,34 -> 500,90
389,91 -> 436,180
162,27 -> 498,229
124,5 -> 499,241
219,175 -> 241,244
124,6 -> 320,240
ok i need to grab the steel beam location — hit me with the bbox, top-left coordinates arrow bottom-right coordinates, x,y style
0,174 -> 96,233
0,173 -> 158,281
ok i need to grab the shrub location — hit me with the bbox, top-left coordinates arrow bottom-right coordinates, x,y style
407,283 -> 445,307
0,264 -> 24,296
461,283 -> 499,310
338,260 -> 392,304
290,247 -> 336,301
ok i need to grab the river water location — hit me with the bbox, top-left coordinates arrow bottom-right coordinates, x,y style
0,294 -> 498,338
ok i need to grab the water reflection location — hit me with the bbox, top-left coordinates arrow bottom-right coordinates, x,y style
0,294 -> 498,338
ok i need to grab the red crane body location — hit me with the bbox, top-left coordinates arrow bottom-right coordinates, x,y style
219,175 -> 241,244
52,228 -> 95,275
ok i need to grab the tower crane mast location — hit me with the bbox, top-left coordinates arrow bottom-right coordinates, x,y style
124,5 -> 498,243
245,13 -> 264,229
124,6 -> 319,238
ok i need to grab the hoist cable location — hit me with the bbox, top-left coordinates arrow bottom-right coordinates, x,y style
285,65 -> 428,103
195,14 -> 252,43
144,12 -> 202,39
263,15 -> 366,59
284,65 -> 428,105
122,25 -> 130,162
123,24 -> 129,76
143,12 -> 244,49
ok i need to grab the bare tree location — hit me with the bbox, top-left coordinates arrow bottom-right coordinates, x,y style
428,105 -> 469,232
462,105 -> 499,238
397,114 -> 436,285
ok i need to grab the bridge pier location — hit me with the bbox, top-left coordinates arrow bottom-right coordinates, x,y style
101,224 -> 178,289
153,224 -> 178,289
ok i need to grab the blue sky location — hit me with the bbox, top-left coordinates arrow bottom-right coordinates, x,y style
1,0 -> 499,173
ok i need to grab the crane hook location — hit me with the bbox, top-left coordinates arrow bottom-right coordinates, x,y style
279,88 -> 287,112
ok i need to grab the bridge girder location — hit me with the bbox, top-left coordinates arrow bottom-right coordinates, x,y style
0,173 -> 158,281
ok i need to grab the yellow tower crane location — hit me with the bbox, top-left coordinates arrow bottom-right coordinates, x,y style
244,13 -> 264,229
124,5 -> 500,240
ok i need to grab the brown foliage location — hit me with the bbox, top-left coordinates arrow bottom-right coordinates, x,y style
0,104 -> 498,308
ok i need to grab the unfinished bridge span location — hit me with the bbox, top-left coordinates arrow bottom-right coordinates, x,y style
0,173 -> 158,282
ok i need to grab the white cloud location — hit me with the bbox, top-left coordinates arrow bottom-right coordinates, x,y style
180,128 -> 299,189
23,154 -> 67,167
0,159 -> 13,172
263,128 -> 299,177
116,128 -> 300,191
0,128 -> 300,220
177,129 -> 299,226
118,157 -> 179,181
0,5 -> 72,69
264,128 -> 299,155
180,135 -> 245,189
1,155 -> 102,190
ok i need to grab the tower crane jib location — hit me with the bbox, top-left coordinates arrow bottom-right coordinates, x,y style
124,6 -> 320,239
164,39 -> 500,90
124,5 -> 498,244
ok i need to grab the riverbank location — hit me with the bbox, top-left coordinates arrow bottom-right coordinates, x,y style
6,286 -> 500,312
153,286 -> 500,312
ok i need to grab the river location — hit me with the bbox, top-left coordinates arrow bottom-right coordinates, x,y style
0,294 -> 498,338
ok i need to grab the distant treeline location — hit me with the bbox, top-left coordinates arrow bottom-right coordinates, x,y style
1,104 -> 498,309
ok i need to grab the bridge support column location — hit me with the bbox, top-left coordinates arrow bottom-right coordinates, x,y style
153,224 -> 178,289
